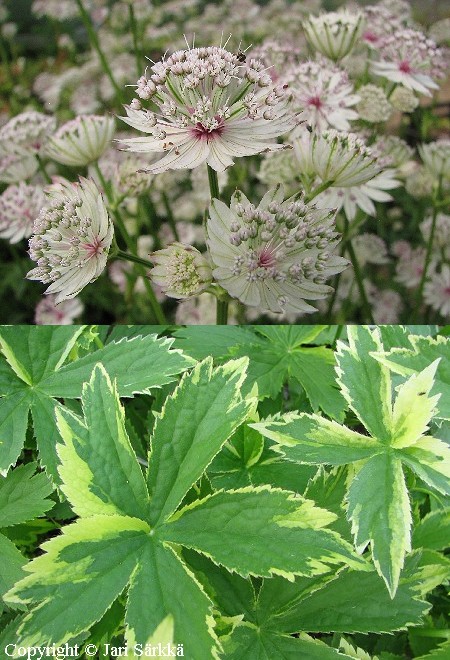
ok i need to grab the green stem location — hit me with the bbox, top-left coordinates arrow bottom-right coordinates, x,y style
207,164 -> 220,200
343,217 -> 374,323
128,4 -> 143,77
0,36 -> 13,86
36,155 -> 52,184
216,299 -> 229,325
305,179 -> 333,203
75,0 -> 126,105
116,250 -> 154,269
415,180 -> 442,320
162,192 -> 179,241
207,164 -> 228,325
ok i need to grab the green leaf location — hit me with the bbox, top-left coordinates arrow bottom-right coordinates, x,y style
164,487 -> 367,579
304,467 -> 353,541
125,542 -> 218,658
56,364 -> 150,520
400,437 -> 450,496
39,333 -> 195,398
30,394 -> 67,485
346,452 -> 412,598
5,516 -> 150,647
372,335 -> 450,420
173,326 -> 254,360
416,641 -> 450,659
336,326 -> 392,442
0,533 -> 26,599
0,462 -> 53,527
252,414 -> 383,465
147,357 -> 254,525
0,391 -> 31,475
0,326 -> 84,385
413,509 -> 450,551
391,361 -> 441,448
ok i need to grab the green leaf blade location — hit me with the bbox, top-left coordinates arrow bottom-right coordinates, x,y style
0,391 -> 31,475
0,462 -> 53,527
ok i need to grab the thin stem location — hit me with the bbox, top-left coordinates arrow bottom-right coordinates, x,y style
346,236 -> 374,323
36,155 -> 52,184
305,180 -> 333,203
207,164 -> 220,200
207,164 -> 228,325
162,192 -> 179,241
216,299 -> 229,325
415,180 -> 442,319
116,250 -> 154,269
128,4 -> 143,77
75,0 -> 126,105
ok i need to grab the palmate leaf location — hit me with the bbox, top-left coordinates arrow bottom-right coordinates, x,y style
0,326 -> 193,479
0,462 -> 53,527
0,533 -> 26,602
255,326 -> 450,597
5,361 -> 366,658
413,509 -> 450,551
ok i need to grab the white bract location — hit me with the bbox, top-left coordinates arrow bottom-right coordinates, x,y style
119,45 -> 296,173
424,265 -> 450,318
34,294 -> 84,324
150,242 -> 212,298
27,177 -> 113,303
0,111 -> 56,154
0,182 -> 44,243
45,115 -> 116,166
370,29 -> 446,96
419,139 -> 450,180
303,10 -> 364,61
207,185 -> 348,314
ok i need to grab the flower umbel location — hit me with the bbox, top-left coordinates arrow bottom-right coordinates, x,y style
27,177 -> 113,303
150,242 -> 212,298
303,10 -> 364,61
0,182 -> 44,243
119,45 -> 296,173
45,115 -> 116,167
207,185 -> 348,314
419,139 -> 450,180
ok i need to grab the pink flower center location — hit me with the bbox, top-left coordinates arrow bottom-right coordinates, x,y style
190,117 -> 225,142
307,95 -> 323,109
399,60 -> 412,74
363,31 -> 379,44
83,237 -> 103,257
257,248 -> 276,269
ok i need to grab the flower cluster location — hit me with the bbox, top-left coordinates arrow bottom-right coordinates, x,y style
303,10 -> 364,61
119,45 -> 296,173
150,242 -> 212,298
0,111 -> 56,154
0,183 -> 44,243
207,186 -> 348,314
45,115 -> 116,166
27,177 -> 113,302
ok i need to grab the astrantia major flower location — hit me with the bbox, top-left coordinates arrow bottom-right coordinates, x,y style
356,84 -> 392,123
27,177 -> 113,303
370,29 -> 446,96
207,185 -> 348,314
310,130 -> 381,188
303,10 -> 364,61
0,148 -> 39,184
119,45 -> 296,173
419,139 -> 450,180
34,294 -> 84,325
0,182 -> 44,243
45,115 -> 116,167
424,265 -> 450,318
0,111 -> 56,154
283,59 -> 359,131
361,5 -> 403,50
150,242 -> 212,298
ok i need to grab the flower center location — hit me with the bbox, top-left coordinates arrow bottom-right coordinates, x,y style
307,95 -> 323,109
398,60 -> 412,73
363,31 -> 379,44
83,237 -> 103,257
257,247 -> 276,269
190,117 -> 225,142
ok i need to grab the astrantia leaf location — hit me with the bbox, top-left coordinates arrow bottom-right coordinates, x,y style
346,452 -> 412,598
0,534 -> 26,601
147,357 -> 254,525
0,462 -> 53,527
415,641 -> 450,659
399,437 -> 450,496
38,333 -> 195,398
372,335 -> 450,421
56,364 -> 150,520
413,509 -> 450,551
164,487 -> 367,579
173,326 -> 254,360
0,390 -> 31,475
336,326 -> 393,442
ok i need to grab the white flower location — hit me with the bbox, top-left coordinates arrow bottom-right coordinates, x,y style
303,10 -> 364,61
372,289 -> 402,323
373,135 -> 414,169
45,115 -> 116,167
389,85 -> 419,112
419,139 -> 450,180
174,292 -> 238,325
310,130 -> 381,187
258,150 -> 297,188
405,166 -> 434,198
421,213 -> 450,260
35,294 -> 84,324
150,242 -> 212,298
316,168 -> 400,220
0,148 -> 39,184
207,186 -> 348,314
361,5 -> 403,50
0,182 -> 44,243
356,84 -> 392,123
353,233 -> 390,265
0,111 -> 56,155
118,46 -> 296,173
370,29 -> 446,96
283,60 -> 359,131
27,177 -> 113,303
395,245 -> 427,288
424,265 -> 450,318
